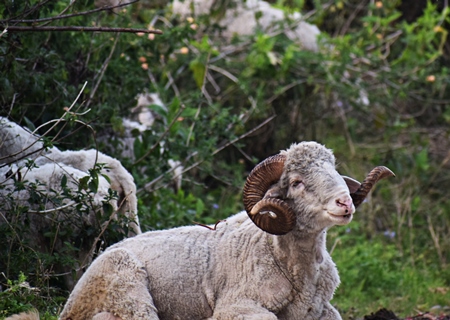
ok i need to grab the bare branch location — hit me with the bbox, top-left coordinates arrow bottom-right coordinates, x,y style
28,201 -> 77,214
85,33 -> 120,109
4,25 -> 163,34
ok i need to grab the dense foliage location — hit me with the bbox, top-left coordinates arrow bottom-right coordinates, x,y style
1,0 -> 450,318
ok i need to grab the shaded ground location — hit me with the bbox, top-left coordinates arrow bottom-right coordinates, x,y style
364,308 -> 450,320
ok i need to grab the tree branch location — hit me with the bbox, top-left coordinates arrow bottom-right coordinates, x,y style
4,25 -> 162,34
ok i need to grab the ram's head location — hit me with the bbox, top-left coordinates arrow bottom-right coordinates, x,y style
243,142 -> 395,235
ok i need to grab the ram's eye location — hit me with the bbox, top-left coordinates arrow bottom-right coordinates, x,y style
291,180 -> 302,188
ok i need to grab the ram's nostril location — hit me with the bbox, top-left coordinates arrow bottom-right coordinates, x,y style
336,197 -> 353,209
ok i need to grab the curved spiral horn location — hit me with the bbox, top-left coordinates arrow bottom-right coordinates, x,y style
351,166 -> 395,208
243,154 -> 296,235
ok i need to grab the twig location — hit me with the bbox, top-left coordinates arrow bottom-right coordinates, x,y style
0,83 -> 97,169
208,64 -> 239,83
10,0 -> 52,21
137,151 -> 198,194
33,81 -> 88,139
85,33 -> 120,109
4,25 -> 163,34
186,103 -> 202,147
209,115 -> 276,157
427,214 -> 446,266
187,52 -> 212,146
329,238 -> 341,256
28,201 -> 77,214
164,69 -> 182,98
0,90 -> 88,164
193,219 -> 226,231
7,93 -> 17,119
84,190 -> 135,268
33,118 -> 95,147
208,64 -> 257,123
338,0 -> 368,36
265,80 -> 305,105
178,115 -> 276,176
201,52 -> 212,102
206,72 -> 221,94
146,69 -> 159,93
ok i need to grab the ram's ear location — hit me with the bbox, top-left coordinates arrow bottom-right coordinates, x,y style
263,184 -> 284,199
342,176 -> 361,194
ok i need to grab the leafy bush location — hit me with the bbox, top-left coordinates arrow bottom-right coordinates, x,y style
1,0 -> 450,318
0,272 -> 61,320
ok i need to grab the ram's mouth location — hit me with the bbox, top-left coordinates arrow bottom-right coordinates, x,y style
327,212 -> 353,224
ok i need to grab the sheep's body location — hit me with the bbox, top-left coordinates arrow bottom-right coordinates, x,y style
60,142 -> 361,320
0,118 -> 140,229
0,162 -> 113,217
0,118 -> 140,289
33,148 -> 141,236
0,161 -> 116,289
61,211 -> 340,320
5,310 -> 40,320
0,117 -> 43,164
7,141 -> 393,320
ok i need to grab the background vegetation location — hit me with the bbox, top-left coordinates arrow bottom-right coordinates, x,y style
1,0 -> 450,318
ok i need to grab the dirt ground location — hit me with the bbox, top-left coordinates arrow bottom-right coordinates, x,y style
364,308 -> 450,320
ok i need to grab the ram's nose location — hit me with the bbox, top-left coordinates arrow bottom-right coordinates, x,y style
335,196 -> 355,215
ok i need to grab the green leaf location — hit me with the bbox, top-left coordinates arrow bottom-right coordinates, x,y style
89,178 -> 99,193
103,202 -> 114,217
189,59 -> 206,89
196,198 -> 205,216
415,148 -> 430,172
23,117 -> 36,131
61,174 -> 67,188
78,176 -> 90,191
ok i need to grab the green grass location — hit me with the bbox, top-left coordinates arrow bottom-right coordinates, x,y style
0,272 -> 63,320
330,225 -> 450,319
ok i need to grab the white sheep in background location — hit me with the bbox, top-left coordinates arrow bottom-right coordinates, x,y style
172,0 -> 321,51
131,92 -> 166,127
54,141 -> 394,320
0,118 -> 140,236
0,118 -> 140,289
0,161 -> 116,286
98,92 -> 167,161
0,117 -> 43,164
32,148 -> 141,236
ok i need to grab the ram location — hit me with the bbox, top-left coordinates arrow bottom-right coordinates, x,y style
10,141 -> 394,320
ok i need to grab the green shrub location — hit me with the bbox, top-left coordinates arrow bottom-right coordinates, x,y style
1,0 -> 450,317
